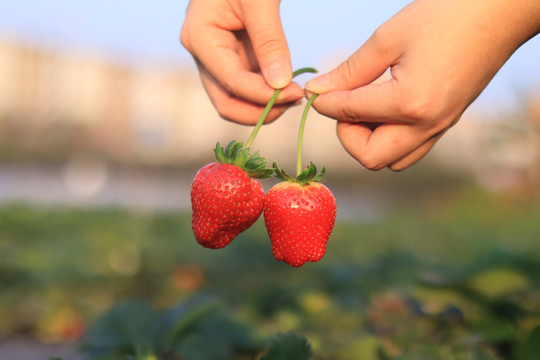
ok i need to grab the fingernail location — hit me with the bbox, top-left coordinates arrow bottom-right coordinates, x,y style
305,73 -> 330,94
265,63 -> 291,89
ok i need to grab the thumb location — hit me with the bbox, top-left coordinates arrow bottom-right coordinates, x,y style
241,0 -> 292,89
305,33 -> 397,94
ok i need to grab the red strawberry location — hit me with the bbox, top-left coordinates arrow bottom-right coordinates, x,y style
191,141 -> 273,249
264,162 -> 336,267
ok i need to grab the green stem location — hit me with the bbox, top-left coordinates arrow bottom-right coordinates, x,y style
246,89 -> 281,149
245,67 -> 317,149
292,67 -> 317,78
297,94 -> 318,177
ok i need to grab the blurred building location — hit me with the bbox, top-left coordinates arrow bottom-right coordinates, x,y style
0,37 -> 195,164
0,36 -> 539,188
432,98 -> 540,191
0,36 -> 352,169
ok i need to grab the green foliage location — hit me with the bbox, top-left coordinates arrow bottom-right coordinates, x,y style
1,185 -> 540,359
84,299 -> 161,355
83,298 -> 261,360
514,325 -> 540,360
260,332 -> 312,360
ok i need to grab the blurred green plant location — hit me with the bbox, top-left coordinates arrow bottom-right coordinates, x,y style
1,184 -> 540,359
82,298 -> 258,359
80,298 -> 313,360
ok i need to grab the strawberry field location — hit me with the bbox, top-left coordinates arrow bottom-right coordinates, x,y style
1,178 -> 540,359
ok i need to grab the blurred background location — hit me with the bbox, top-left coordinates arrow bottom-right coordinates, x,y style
0,1 -> 540,359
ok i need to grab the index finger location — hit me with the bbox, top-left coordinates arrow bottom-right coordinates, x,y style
193,28 -> 298,104
310,80 -> 408,124
181,4 -> 300,105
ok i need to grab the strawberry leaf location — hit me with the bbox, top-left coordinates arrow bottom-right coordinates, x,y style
260,332 -> 313,360
214,141 -> 273,179
284,162 -> 326,184
297,162 -> 317,182
312,165 -> 326,182
272,162 -> 294,182
214,142 -> 227,163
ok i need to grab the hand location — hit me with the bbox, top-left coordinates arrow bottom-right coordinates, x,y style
305,0 -> 540,171
181,0 -> 304,125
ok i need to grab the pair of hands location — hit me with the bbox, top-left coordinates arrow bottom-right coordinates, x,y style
181,0 -> 540,171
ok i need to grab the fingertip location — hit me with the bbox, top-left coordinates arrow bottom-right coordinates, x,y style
263,63 -> 292,89
276,82 -> 304,103
305,73 -> 330,94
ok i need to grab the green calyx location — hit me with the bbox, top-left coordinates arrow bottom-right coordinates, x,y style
273,161 -> 326,185
214,140 -> 274,179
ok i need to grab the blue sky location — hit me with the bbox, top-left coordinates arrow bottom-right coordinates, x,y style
1,0 -> 539,115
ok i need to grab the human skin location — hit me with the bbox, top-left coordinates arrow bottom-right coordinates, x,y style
180,0 -> 304,125
305,0 -> 540,171
181,0 -> 540,170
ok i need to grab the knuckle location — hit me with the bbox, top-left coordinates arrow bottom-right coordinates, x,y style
335,58 -> 355,84
388,162 -> 407,172
370,25 -> 389,44
179,26 -> 193,51
396,94 -> 430,121
338,101 -> 359,123
253,35 -> 285,59
211,97 -> 236,122
368,25 -> 394,57
359,154 -> 385,171
395,89 -> 441,124
179,26 -> 195,54
395,90 -> 457,137
215,105 -> 236,123
179,32 -> 188,49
